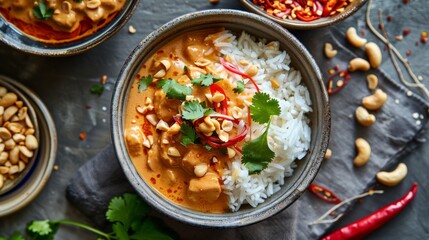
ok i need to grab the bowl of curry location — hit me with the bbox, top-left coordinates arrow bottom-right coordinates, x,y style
112,10 -> 330,227
0,0 -> 139,55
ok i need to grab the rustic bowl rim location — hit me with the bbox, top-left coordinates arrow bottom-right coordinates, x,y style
239,0 -> 368,29
0,0 -> 140,56
111,9 -> 330,227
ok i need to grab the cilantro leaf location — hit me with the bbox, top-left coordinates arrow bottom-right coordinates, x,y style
250,92 -> 281,124
106,193 -> 150,231
204,144 -> 212,151
180,123 -> 198,146
113,223 -> 130,240
242,121 -> 274,174
191,74 -> 222,87
32,2 -> 54,20
182,100 -> 213,120
27,220 -> 59,240
0,232 -> 25,240
157,79 -> 192,100
90,84 -> 104,95
138,76 -> 153,92
233,80 -> 245,93
131,218 -> 174,240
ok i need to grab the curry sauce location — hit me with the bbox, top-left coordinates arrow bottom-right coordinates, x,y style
0,0 -> 126,43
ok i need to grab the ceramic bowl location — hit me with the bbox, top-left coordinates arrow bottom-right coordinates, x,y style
240,0 -> 367,29
112,9 -> 330,227
0,0 -> 140,56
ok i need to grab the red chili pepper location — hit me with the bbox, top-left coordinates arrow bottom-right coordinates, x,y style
322,183 -> 418,240
296,11 -> 321,22
220,58 -> 260,93
327,70 -> 351,95
322,0 -> 338,17
172,115 -> 183,125
209,84 -> 229,115
309,183 -> 341,204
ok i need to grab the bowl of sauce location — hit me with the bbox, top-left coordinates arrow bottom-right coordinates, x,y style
112,9 -> 330,227
0,0 -> 139,55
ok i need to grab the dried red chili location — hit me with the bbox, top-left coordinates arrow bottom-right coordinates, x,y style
322,183 -> 418,240
309,183 -> 341,204
327,70 -> 351,95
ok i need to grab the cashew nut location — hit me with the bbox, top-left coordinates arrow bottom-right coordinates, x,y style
362,89 -> 388,110
376,163 -> 408,187
324,43 -> 337,58
353,138 -> 371,167
366,74 -> 378,90
365,42 -> 382,68
355,106 -> 376,126
324,148 -> 332,160
346,27 -> 368,48
348,58 -> 370,72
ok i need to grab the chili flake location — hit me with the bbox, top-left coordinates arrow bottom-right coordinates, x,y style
79,132 -> 86,140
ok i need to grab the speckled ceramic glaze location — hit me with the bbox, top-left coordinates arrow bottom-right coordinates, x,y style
112,10 -> 330,227
0,75 -> 57,216
240,0 -> 367,29
0,0 -> 140,56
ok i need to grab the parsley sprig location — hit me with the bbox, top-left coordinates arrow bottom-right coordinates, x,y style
32,1 -> 54,20
191,74 -> 222,87
158,79 -> 192,100
1,193 -> 175,240
242,92 -> 281,174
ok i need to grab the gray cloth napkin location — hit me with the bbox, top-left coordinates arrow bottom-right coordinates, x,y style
66,29 -> 429,239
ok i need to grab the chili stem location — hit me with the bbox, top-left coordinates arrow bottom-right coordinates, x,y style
311,190 -> 384,225
366,0 -> 429,98
54,220 -> 113,239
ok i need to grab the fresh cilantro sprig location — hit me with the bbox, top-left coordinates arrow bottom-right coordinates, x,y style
179,123 -> 198,146
191,74 -> 222,87
249,92 -> 281,124
32,1 -> 54,20
242,92 -> 281,174
2,193 -> 175,240
158,79 -> 192,100
90,84 -> 104,95
138,76 -> 153,92
233,80 -> 245,93
181,100 -> 213,120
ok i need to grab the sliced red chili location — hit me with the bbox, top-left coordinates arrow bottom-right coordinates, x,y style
220,58 -> 260,93
322,0 -> 338,17
172,115 -> 183,125
327,70 -> 351,95
209,84 -> 229,115
296,11 -> 321,22
309,183 -> 341,204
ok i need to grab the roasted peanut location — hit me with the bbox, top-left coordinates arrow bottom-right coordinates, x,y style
355,106 -> 376,126
346,27 -> 367,47
0,92 -> 17,107
348,58 -> 370,72
194,163 -> 208,177
324,148 -> 332,160
362,89 -> 388,110
376,163 -> 408,187
365,42 -> 382,68
245,65 -> 258,77
366,74 -> 378,90
353,138 -> 371,167
3,106 -> 18,121
167,147 -> 181,157
324,43 -> 338,58
25,135 -> 38,150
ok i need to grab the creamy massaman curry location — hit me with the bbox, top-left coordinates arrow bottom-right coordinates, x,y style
0,0 -> 125,42
124,28 -> 309,213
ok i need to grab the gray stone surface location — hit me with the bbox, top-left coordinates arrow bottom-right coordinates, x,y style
0,0 -> 428,239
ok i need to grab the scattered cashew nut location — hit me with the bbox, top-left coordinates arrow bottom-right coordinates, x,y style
355,106 -> 376,126
348,58 -> 370,72
362,89 -> 388,110
366,74 -> 378,90
353,138 -> 371,167
324,43 -> 337,58
324,148 -> 332,160
376,163 -> 408,187
365,42 -> 382,68
346,27 -> 367,48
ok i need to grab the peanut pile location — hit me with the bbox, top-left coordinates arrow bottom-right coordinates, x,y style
0,86 -> 39,190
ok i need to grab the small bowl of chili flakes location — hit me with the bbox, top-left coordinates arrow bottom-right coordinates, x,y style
240,0 -> 367,29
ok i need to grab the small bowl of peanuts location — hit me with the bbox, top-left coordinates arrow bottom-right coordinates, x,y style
0,84 -> 39,194
240,0 -> 367,29
0,75 -> 57,216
